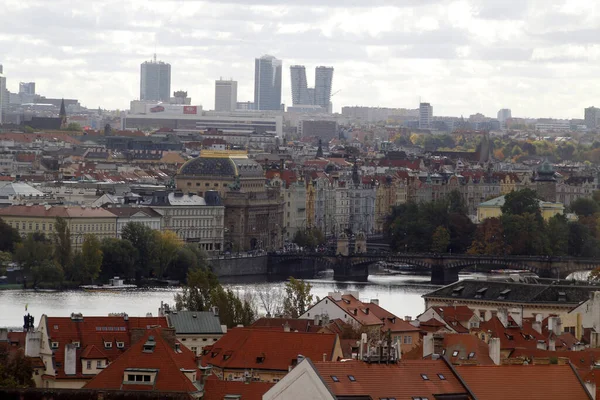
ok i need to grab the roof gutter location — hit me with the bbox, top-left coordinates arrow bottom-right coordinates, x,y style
441,355 -> 478,400
569,361 -> 595,400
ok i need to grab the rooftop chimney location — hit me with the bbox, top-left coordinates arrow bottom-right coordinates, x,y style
283,322 -> 290,332
64,344 -> 77,375
489,337 -> 501,365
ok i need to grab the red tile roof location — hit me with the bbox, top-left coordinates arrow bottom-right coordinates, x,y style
366,301 -> 419,333
474,316 -> 544,351
45,315 -> 167,380
456,364 -> 592,400
200,328 -> 339,371
202,376 -> 274,400
250,318 -> 315,332
84,328 -> 198,393
443,334 -> 495,365
80,345 -> 108,360
313,359 -> 470,399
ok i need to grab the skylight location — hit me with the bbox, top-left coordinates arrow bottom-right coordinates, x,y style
348,375 -> 356,382
421,374 -> 429,380
331,375 -> 339,382
437,374 -> 446,380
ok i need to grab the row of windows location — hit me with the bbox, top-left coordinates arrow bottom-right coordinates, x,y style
86,360 -> 103,370
9,221 -> 114,233
172,219 -> 214,228
168,209 -> 219,216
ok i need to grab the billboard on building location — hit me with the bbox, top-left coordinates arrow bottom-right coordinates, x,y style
145,104 -> 199,115
183,106 -> 197,114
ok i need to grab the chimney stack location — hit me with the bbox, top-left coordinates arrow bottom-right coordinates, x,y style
488,337 -> 501,365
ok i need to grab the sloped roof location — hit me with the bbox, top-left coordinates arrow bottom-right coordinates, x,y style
84,328 -> 198,393
250,318 -> 315,332
167,311 -> 223,335
0,182 -> 44,197
45,315 -> 167,379
200,328 -> 339,371
443,334 -> 495,365
313,359 -> 470,399
202,376 -> 273,400
366,301 -> 419,333
456,364 -> 592,400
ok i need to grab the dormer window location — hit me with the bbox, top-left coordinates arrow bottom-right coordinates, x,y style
51,342 -> 59,349
72,341 -> 80,348
116,341 -> 125,349
104,341 -> 113,349
256,356 -> 265,364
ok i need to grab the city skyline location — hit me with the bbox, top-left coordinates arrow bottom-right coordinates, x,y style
2,1 -> 600,118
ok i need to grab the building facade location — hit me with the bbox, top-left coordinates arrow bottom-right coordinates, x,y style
419,102 -> 433,130
254,55 -> 282,111
290,65 -> 310,105
140,59 -> 171,102
214,79 -> 238,112
314,66 -> 334,112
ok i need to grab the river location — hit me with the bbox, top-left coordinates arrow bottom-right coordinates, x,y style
0,271 -> 489,328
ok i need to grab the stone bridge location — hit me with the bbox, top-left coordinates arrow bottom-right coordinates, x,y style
267,253 -> 600,284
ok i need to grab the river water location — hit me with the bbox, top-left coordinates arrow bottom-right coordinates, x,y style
0,271 -> 488,328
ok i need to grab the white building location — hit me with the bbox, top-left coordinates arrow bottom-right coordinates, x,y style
497,108 -> 512,129
419,102 -> 433,130
104,206 -> 163,238
214,79 -> 238,112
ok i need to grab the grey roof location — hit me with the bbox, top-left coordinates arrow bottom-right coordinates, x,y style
0,182 -> 45,197
423,279 -> 597,305
167,311 -> 223,334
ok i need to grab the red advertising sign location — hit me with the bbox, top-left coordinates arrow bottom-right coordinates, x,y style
183,106 -> 197,115
150,105 -> 165,113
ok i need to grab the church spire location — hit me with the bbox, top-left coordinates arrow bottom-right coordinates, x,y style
59,98 -> 67,129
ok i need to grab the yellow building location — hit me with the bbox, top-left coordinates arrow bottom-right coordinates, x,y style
0,205 -> 117,249
375,178 -> 396,233
499,174 -> 519,195
477,195 -> 564,222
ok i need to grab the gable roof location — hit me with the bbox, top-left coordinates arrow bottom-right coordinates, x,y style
166,311 -> 223,335
366,301 -> 420,333
250,318 -> 315,332
84,328 -> 199,393
200,328 -> 339,371
202,377 -> 274,400
313,359 -> 471,399
456,364 -> 592,400
45,315 -> 167,380
442,334 -> 495,365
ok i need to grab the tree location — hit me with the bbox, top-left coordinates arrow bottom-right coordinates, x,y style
431,226 -> 450,253
0,217 -> 20,252
99,238 -> 136,281
121,222 -> 157,281
282,277 -> 313,318
547,215 -> 569,256
0,251 -> 11,276
53,217 -> 72,278
154,230 -> 183,278
468,218 -> 509,255
0,347 -> 34,388
448,213 -> 476,253
447,190 -> 467,215
258,287 -> 284,317
66,122 -> 82,131
501,188 -> 541,218
14,233 -> 60,288
570,198 -> 600,217
210,286 -> 256,328
501,213 -> 549,255
77,234 -> 103,283
174,266 -> 219,312
293,228 -> 325,250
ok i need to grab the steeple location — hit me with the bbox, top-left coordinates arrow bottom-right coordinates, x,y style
316,139 -> 323,158
59,98 -> 67,129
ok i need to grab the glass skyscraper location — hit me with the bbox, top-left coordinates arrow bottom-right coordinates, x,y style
254,55 -> 282,111
289,65 -> 334,112
140,57 -> 171,102
314,66 -> 334,112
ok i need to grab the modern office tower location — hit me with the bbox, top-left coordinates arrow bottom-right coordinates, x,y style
140,56 -> 171,102
497,108 -> 512,129
290,65 -> 311,105
19,82 -> 35,95
585,106 -> 600,130
254,55 -> 282,111
0,65 -> 6,125
314,66 -> 334,112
215,79 -> 238,112
419,102 -> 433,130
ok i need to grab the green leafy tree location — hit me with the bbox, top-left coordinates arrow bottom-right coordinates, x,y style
0,347 -> 34,388
154,230 -> 183,278
53,217 -> 72,278
66,122 -> 82,131
547,215 -> 569,256
168,244 -> 208,282
81,234 -> 103,283
210,286 -> 256,328
468,218 -> 509,255
174,266 -> 219,312
15,233 -> 60,288
293,228 -> 325,250
447,190 -> 467,214
431,226 -> 450,253
501,188 -> 541,217
283,277 -> 313,318
569,198 -> 600,217
0,217 -> 20,252
448,213 -> 476,253
121,222 -> 157,281
99,238 -> 136,281
501,213 -> 549,255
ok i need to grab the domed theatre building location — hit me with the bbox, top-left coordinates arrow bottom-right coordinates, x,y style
176,150 -> 284,251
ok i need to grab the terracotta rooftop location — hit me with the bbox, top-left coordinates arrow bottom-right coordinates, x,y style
314,359 -> 470,399
84,328 -> 199,393
202,376 -> 274,400
456,364 -> 592,400
200,328 -> 339,371
250,318 -> 315,332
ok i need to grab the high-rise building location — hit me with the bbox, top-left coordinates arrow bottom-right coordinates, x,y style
215,79 -> 238,112
19,82 -> 35,95
585,106 -> 600,130
497,108 -> 512,129
140,57 -> 171,102
314,66 -> 334,112
0,65 -> 6,125
419,102 -> 433,130
290,65 -> 310,106
254,55 -> 282,111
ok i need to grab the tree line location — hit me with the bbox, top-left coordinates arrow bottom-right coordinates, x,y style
385,188 -> 600,258
0,220 -> 210,288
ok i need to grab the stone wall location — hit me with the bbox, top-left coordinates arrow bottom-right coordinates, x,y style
209,255 -> 268,277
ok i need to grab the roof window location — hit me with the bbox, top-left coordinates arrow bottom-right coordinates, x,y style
421,374 -> 429,380
51,342 -> 59,349
331,375 -> 339,382
116,341 -> 125,349
475,287 -> 488,299
498,289 -> 511,300
468,352 -> 475,359
348,375 -> 356,382
256,356 -> 265,364
437,374 -> 446,380
452,350 -> 459,357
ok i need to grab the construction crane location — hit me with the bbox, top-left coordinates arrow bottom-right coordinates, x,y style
331,89 -> 342,97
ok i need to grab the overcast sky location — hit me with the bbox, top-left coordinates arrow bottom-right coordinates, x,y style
2,0 -> 600,118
